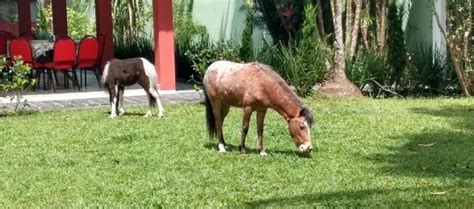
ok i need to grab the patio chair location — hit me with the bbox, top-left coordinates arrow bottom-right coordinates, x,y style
0,31 -> 15,56
9,38 -> 46,90
76,35 -> 100,88
43,37 -> 79,92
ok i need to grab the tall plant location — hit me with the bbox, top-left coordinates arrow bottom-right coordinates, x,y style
386,2 -> 407,86
239,1 -> 257,62
112,0 -> 151,45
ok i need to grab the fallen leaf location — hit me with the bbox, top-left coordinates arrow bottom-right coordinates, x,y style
429,191 -> 447,195
418,143 -> 436,147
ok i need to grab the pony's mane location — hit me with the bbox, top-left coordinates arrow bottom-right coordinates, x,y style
253,62 -> 314,127
252,62 -> 304,107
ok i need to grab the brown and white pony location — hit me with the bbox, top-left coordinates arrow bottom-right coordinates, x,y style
203,60 -> 314,155
101,58 -> 165,119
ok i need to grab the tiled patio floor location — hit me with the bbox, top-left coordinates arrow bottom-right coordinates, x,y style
3,71 -> 203,111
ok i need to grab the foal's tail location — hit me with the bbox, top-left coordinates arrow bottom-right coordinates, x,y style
203,85 -> 216,139
100,61 -> 111,88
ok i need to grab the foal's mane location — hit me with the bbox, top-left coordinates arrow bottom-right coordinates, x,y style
252,62 -> 314,127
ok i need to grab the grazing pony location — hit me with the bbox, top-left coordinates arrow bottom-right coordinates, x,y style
101,58 -> 165,119
203,60 -> 314,155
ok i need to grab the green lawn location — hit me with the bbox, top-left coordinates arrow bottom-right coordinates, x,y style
0,98 -> 473,207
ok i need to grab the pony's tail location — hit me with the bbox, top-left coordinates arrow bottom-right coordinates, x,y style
203,85 -> 215,139
100,61 -> 111,88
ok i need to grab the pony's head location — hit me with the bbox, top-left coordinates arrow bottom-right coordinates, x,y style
288,107 -> 314,153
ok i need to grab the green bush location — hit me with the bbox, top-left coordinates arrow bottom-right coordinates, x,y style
67,7 -> 95,40
405,45 -> 458,96
256,3 -> 331,97
173,0 -> 207,79
114,36 -> 154,62
386,3 -> 407,86
186,34 -> 241,89
347,47 -> 388,97
0,56 -> 36,114
239,2 -> 256,62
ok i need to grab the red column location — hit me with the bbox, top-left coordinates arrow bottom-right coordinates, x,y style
18,0 -> 32,34
95,0 -> 114,72
51,0 -> 68,35
152,0 -> 176,90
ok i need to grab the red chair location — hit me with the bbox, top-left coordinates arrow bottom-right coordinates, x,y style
43,37 -> 79,92
0,31 -> 15,56
76,35 -> 100,88
9,38 -> 45,89
19,32 -> 37,41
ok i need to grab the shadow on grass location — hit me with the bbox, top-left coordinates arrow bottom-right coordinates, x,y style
202,142 -> 312,158
370,105 -> 473,179
244,186 -> 472,207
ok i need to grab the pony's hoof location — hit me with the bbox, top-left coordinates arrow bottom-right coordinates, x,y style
159,113 -> 165,118
109,115 -> 116,119
259,149 -> 267,156
119,109 -> 125,115
218,144 -> 226,153
144,113 -> 152,117
239,146 -> 247,154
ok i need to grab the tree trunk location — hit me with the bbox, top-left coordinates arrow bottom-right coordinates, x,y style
433,2 -> 470,96
316,0 -> 326,40
319,0 -> 363,97
360,0 -> 369,49
349,0 -> 361,59
345,0 -> 352,48
376,0 -> 387,52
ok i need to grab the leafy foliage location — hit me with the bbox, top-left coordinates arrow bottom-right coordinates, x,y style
67,7 -> 95,40
173,0 -> 207,79
186,34 -> 241,89
386,2 -> 407,86
239,1 -> 257,62
255,0 -> 305,44
0,56 -> 36,114
257,3 -> 331,97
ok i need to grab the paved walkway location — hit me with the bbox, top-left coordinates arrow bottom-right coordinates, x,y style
1,89 -> 203,111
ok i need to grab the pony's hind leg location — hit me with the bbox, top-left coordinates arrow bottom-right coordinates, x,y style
144,92 -> 153,117
239,107 -> 253,154
118,86 -> 125,115
108,84 -> 118,119
212,101 -> 227,152
148,87 -> 165,117
256,109 -> 268,155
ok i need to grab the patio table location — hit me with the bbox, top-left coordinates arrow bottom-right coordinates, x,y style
30,40 -> 54,59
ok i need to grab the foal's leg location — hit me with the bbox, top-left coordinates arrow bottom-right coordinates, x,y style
144,92 -> 153,117
118,86 -> 125,115
148,87 -> 165,117
239,107 -> 253,154
256,109 -> 267,155
108,84 -> 118,119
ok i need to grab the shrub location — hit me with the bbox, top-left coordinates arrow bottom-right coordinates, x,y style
405,45 -> 458,96
186,34 -> 241,89
386,3 -> 407,86
346,46 -> 388,97
256,3 -> 331,97
173,0 -> 208,79
239,2 -> 256,62
114,36 -> 154,62
0,56 -> 36,114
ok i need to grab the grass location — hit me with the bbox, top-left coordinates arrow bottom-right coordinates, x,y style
0,97 -> 473,207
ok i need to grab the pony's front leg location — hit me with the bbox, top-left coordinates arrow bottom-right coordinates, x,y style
239,107 -> 253,154
108,84 -> 118,119
256,109 -> 267,155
